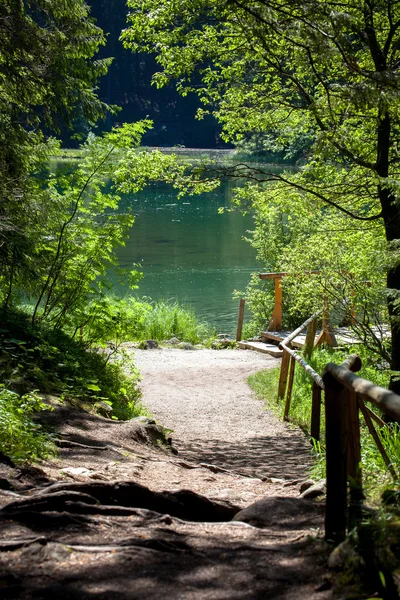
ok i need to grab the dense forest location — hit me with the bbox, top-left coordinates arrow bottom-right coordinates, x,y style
65,0 -> 223,148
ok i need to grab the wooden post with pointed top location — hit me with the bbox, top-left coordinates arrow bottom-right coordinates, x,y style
236,298 -> 246,342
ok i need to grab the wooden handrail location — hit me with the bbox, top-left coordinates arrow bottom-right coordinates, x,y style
280,311 -> 322,348
324,362 -> 400,422
259,271 -> 320,279
275,316 -> 400,545
281,346 -> 324,390
323,356 -> 400,543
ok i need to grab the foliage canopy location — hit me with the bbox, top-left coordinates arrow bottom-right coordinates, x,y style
124,0 -> 400,376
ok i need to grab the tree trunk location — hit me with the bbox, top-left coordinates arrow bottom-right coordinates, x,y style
380,185 -> 400,393
376,112 -> 400,394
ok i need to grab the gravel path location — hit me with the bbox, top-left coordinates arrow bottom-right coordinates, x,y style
134,348 -> 313,482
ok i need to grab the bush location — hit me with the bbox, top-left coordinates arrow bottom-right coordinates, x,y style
79,296 -> 216,346
0,387 -> 56,462
0,309 -> 143,421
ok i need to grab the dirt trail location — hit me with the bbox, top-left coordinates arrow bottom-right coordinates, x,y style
135,348 -> 313,491
0,347 -> 337,600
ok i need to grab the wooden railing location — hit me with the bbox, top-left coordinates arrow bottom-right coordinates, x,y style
277,315 -> 400,544
279,312 -> 323,439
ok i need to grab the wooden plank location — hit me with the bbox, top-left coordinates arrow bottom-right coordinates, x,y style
238,342 -> 283,357
365,406 -> 386,428
357,397 -> 397,479
311,382 -> 321,441
278,349 -> 290,400
323,372 -> 348,544
284,355 -> 296,421
259,272 -> 287,280
259,270 -> 320,280
236,298 -> 246,342
262,331 -> 305,349
263,327 -> 358,349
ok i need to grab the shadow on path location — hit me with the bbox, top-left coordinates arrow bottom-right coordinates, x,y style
176,434 -> 312,480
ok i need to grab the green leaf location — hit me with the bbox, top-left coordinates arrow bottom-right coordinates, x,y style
85,383 -> 101,392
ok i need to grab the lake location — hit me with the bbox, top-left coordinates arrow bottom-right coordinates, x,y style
117,177 -> 258,334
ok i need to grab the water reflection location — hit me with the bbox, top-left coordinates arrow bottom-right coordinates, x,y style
49,157 -> 262,333
117,180 -> 258,333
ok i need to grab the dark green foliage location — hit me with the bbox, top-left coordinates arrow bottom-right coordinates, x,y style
0,0 -> 111,308
0,309 -> 142,421
86,0 -> 222,148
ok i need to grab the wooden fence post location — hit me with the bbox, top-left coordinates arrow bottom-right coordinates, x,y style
304,317 -> 317,359
284,355 -> 296,421
310,382 -> 321,441
267,276 -> 283,331
278,349 -> 290,400
236,298 -> 246,342
323,371 -> 348,544
346,390 -> 363,529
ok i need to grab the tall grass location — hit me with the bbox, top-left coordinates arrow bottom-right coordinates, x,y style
140,300 -> 215,344
248,348 -> 399,499
83,296 -> 216,346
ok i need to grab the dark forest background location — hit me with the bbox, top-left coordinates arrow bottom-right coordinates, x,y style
65,0 -> 225,148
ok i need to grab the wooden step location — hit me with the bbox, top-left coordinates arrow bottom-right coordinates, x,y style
238,341 -> 283,358
261,330 -> 305,348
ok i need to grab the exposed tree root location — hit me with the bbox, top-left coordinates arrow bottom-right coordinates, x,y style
0,480 -> 239,523
54,439 -> 108,450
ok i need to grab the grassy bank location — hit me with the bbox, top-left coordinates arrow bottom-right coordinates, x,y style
248,348 -> 399,501
0,308 -> 146,462
81,296 -> 216,347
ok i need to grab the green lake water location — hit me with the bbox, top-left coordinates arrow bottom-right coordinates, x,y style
117,179 -> 258,333
52,152 -> 276,333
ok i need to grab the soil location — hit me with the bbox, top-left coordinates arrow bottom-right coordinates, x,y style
0,347 -> 345,599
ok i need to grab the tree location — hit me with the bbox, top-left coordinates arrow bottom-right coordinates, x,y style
18,122 -> 215,330
0,0 -> 111,301
86,0 -> 222,147
123,0 -> 400,386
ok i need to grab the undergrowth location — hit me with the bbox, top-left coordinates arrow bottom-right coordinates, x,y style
0,387 -> 56,463
79,296 -> 216,346
0,309 -> 144,423
0,297 -> 213,463
248,347 -> 399,501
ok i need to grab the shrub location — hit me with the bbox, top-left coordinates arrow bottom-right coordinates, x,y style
79,296 -> 216,346
0,387 -> 56,462
0,309 -> 143,421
